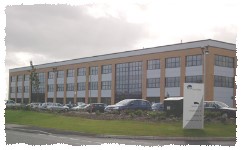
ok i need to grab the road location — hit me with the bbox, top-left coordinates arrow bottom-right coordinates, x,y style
5,129 -> 236,146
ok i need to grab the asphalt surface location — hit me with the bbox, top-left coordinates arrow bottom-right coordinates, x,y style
5,124 -> 236,146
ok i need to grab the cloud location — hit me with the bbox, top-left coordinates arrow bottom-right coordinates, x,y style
5,4 -> 150,66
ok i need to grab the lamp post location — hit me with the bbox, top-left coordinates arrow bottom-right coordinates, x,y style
201,46 -> 209,102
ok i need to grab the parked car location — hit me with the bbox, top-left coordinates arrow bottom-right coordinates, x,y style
39,102 -> 53,110
151,103 -> 164,111
26,103 -> 42,109
105,99 -> 151,112
47,103 -> 69,112
5,100 -> 21,108
204,101 -> 236,118
84,103 -> 105,113
71,104 -> 87,111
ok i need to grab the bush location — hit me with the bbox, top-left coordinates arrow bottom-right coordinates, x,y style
147,111 -> 166,120
204,111 -> 222,119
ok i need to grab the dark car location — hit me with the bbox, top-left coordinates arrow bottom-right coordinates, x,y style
151,103 -> 164,111
85,103 -> 105,113
204,101 -> 236,118
105,99 -> 151,112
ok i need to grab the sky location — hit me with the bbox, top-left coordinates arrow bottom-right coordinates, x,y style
2,0 -> 239,99
1,0 -> 241,149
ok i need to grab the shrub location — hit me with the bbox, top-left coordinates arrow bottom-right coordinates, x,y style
204,111 -> 222,119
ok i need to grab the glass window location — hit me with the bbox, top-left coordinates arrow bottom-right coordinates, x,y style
215,55 -> 234,68
78,68 -> 86,76
67,69 -> 74,77
214,75 -> 234,88
57,70 -> 64,78
165,77 -> 180,87
10,87 -> 16,93
24,75 -> 29,81
102,65 -> 112,74
147,78 -> 160,88
48,84 -> 54,92
48,71 -> 54,79
17,86 -> 22,93
24,86 -> 29,93
89,82 -> 98,90
11,76 -> 16,82
57,84 -> 64,91
77,82 -> 86,91
186,55 -> 202,67
67,83 -> 74,91
90,66 -> 98,75
101,81 -> 112,90
115,61 -> 142,103
17,75 -> 23,82
185,75 -> 203,83
147,59 -> 160,70
165,57 -> 180,68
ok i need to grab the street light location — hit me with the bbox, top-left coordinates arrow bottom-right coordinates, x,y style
201,46 -> 209,102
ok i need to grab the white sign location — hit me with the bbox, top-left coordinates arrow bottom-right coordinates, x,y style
183,83 -> 204,129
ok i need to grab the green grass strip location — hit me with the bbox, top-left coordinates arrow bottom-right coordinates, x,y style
5,110 -> 236,137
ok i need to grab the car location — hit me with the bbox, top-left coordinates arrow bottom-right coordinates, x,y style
26,103 -> 42,109
71,104 -> 87,111
84,103 -> 105,113
104,99 -> 151,112
151,103 -> 164,111
5,100 -> 21,108
39,102 -> 53,110
47,103 -> 69,112
204,101 -> 236,118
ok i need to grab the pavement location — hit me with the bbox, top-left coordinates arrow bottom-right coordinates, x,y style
5,123 -> 236,141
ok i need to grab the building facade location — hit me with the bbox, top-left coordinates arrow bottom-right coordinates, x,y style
8,39 -> 236,107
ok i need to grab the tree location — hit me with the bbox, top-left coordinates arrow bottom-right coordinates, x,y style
30,61 -> 40,103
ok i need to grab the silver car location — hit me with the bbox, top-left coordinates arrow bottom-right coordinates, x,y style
47,103 -> 69,112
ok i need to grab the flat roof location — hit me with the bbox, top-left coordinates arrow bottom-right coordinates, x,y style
9,39 -> 236,73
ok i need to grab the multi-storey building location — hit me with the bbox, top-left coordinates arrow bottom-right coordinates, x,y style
8,39 -> 236,107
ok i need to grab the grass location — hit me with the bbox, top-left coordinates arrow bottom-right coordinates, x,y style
5,110 -> 236,137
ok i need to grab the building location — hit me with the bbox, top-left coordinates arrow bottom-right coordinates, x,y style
8,39 -> 236,107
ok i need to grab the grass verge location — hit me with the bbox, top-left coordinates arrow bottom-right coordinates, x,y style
5,110 -> 236,137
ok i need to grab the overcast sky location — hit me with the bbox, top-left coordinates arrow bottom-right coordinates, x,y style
3,0 -> 239,99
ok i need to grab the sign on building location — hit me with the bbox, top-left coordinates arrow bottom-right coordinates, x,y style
183,83 -> 204,129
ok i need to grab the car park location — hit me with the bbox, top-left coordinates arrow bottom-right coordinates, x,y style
151,103 -> 164,111
104,99 -> 151,112
204,101 -> 236,118
84,103 -> 105,113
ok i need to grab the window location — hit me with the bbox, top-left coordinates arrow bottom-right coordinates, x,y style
24,86 -> 29,93
102,65 -> 112,74
77,82 -> 86,91
147,59 -> 160,70
10,87 -> 16,93
78,68 -> 86,76
147,78 -> 160,88
89,82 -> 98,90
17,75 -> 23,82
115,61 -> 142,102
48,84 -> 54,92
215,55 -> 234,68
17,86 -> 22,93
101,81 -> 112,90
214,76 -> 234,88
165,57 -> 180,68
48,71 -> 54,79
165,77 -> 180,87
185,75 -> 203,83
186,55 -> 202,66
67,83 -> 74,91
24,75 -> 29,81
11,76 -> 16,82
67,69 -> 74,77
90,66 -> 98,75
57,70 -> 64,78
57,84 -> 64,91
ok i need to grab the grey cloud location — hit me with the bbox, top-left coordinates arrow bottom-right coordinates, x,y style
5,4 -> 150,65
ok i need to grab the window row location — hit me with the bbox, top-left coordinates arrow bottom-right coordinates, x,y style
214,76 -> 234,88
